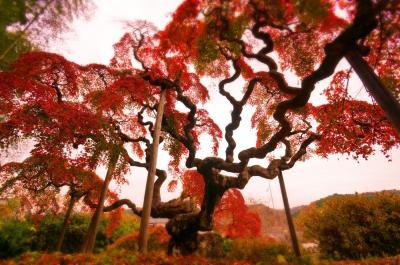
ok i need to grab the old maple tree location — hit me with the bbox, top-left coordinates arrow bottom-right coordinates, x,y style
0,52 -> 136,252
1,0 -> 399,255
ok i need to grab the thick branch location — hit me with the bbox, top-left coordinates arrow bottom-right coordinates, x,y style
138,105 -> 155,137
218,59 -> 241,105
0,176 -> 22,194
225,77 -> 261,162
103,198 -> 142,215
113,121 -> 150,146
282,134 -> 321,170
238,0 -> 381,162
51,80 -> 63,103
125,154 -> 196,218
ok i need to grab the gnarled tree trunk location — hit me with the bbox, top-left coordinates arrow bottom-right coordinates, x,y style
166,171 -> 225,255
166,212 -> 199,255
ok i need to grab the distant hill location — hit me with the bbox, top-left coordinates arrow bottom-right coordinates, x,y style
290,205 -> 307,216
248,204 -> 289,240
311,189 -> 400,208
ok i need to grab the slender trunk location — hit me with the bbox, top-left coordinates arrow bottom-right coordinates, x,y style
56,195 -> 76,252
138,89 -> 167,253
345,50 -> 400,135
81,146 -> 120,253
278,170 -> 301,257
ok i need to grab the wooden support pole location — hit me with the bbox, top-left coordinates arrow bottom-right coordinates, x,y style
278,170 -> 301,257
138,89 -> 167,253
345,50 -> 400,135
56,195 -> 76,252
81,146 -> 120,253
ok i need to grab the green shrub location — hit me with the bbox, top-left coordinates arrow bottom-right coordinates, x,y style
0,219 -> 35,259
31,214 -> 63,252
0,212 -> 131,258
211,237 -> 311,265
297,191 -> 400,259
230,238 -> 291,263
109,213 -> 138,242
33,213 -> 110,253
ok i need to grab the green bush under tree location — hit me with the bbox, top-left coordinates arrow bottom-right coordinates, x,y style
297,191 -> 400,259
0,211 -> 138,259
32,213 -> 110,253
0,219 -> 35,259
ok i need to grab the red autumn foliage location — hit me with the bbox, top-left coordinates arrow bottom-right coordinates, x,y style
312,100 -> 399,159
1,0 -> 400,256
179,170 -> 261,238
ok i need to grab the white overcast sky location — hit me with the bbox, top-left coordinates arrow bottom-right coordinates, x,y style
47,0 -> 400,209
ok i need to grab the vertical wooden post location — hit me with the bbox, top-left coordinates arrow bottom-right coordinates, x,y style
278,170 -> 301,257
345,50 -> 400,135
138,89 -> 167,253
81,146 -> 120,253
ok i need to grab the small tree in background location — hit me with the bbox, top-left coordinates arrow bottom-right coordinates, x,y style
0,52 -> 134,253
0,0 -> 93,70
